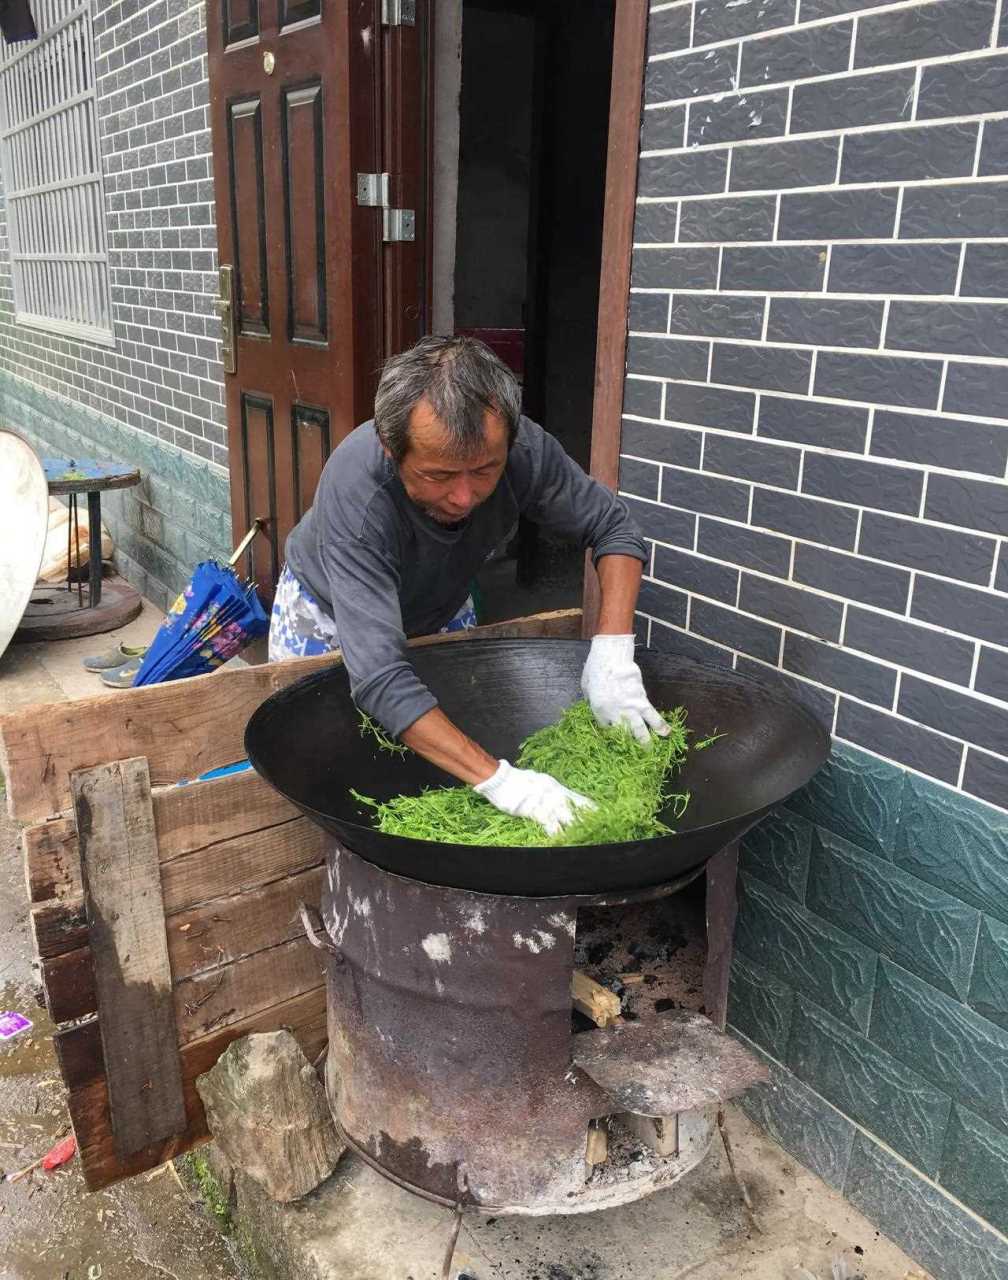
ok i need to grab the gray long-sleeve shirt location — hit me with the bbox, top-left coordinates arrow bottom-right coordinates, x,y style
284,416 -> 647,736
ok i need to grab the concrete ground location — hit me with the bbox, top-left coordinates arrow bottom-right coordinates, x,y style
0,610 -> 931,1280
206,1111 -> 932,1280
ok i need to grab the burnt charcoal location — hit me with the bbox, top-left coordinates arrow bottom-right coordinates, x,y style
654,998 -> 678,1012
586,941 -> 611,965
627,940 -> 659,960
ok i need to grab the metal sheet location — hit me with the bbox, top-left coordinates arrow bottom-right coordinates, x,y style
572,1012 -> 769,1116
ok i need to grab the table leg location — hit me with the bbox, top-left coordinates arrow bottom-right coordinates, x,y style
87,491 -> 102,607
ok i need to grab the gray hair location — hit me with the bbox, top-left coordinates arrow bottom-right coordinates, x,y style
373,335 -> 522,463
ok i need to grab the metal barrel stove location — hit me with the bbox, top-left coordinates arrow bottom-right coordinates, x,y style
246,639 -> 829,1215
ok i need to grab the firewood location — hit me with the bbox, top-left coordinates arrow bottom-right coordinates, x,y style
571,970 -> 622,1028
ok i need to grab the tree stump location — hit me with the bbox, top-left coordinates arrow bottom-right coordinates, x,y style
196,1031 -> 344,1202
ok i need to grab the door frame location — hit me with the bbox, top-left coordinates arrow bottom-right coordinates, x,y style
582,0 -> 648,636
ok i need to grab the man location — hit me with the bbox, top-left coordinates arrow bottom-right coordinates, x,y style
270,336 -> 668,835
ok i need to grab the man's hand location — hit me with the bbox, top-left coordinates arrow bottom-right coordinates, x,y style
474,760 -> 595,836
581,633 -> 670,745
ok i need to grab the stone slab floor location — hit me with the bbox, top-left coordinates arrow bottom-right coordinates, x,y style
0,613 -> 931,1280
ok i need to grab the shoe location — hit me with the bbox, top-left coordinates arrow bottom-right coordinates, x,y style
82,642 -> 148,672
99,657 -> 144,688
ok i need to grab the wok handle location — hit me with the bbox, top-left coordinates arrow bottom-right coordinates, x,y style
298,901 -> 343,960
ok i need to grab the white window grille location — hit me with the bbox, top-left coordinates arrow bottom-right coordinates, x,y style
0,0 -> 114,344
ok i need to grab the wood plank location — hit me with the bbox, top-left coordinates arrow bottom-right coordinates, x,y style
41,947 -> 96,1024
167,865 -> 325,982
28,821 -> 321,963
41,866 -> 326,1023
23,818 -> 81,902
34,815 -> 324,1026
30,897 -> 88,959
160,815 -> 323,915
24,770 -> 304,912
174,934 -> 326,1045
154,767 -> 301,860
58,985 -> 327,1190
2,608 -> 582,822
72,759 -> 187,1160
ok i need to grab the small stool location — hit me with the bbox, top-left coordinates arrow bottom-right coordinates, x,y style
15,458 -> 144,642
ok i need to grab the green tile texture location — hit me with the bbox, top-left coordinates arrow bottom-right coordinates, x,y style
734,738 -> 1008,1266
727,954 -> 795,1061
895,771 -> 1008,926
0,370 -> 231,609
740,807 -> 813,901
785,743 -> 905,856
806,826 -> 981,1000
843,1133 -> 1008,1280
786,996 -> 951,1177
938,1104 -> 1008,1238
970,915 -> 1008,1032
736,871 -> 878,1031
870,960 -> 1008,1136
730,1032 -> 856,1192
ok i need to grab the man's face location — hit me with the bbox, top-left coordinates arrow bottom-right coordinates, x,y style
392,399 -> 509,525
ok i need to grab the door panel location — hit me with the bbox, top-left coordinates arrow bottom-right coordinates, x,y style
227,98 -> 269,336
283,83 -> 327,344
208,0 -> 389,603
240,393 -> 279,590
224,0 -> 258,45
292,404 -> 332,520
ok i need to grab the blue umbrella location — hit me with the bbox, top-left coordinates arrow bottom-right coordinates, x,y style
132,525 -> 269,686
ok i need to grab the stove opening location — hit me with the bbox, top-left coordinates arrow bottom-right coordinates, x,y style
571,876 -> 708,1034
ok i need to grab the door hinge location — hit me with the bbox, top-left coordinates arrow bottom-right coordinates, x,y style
356,172 -> 415,242
382,0 -> 416,24
383,208 -> 415,243
356,171 -> 390,207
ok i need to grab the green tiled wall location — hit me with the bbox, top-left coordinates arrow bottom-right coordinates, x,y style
731,742 -> 1008,1276
1,371 -> 231,610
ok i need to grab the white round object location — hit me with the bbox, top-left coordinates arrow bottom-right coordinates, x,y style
0,430 -> 49,662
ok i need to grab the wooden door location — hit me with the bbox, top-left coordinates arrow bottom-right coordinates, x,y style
207,0 -> 425,601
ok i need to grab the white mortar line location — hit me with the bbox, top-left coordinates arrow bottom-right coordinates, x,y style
646,41 -> 1008,106
640,108 -> 1008,158
636,170 -> 1008,202
624,332 -> 1008,367
973,120 -> 986,177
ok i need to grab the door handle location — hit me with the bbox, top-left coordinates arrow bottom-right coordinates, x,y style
218,265 -> 237,374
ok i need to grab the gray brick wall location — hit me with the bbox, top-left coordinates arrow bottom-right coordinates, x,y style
629,0 -> 1008,813
0,0 -> 226,468
631,2 -> 1008,1269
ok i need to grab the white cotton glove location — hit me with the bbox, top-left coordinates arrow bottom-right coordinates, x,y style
474,760 -> 595,836
581,633 -> 671,746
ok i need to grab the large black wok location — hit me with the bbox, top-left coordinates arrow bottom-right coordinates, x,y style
245,639 -> 829,896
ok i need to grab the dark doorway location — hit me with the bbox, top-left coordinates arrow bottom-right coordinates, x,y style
445,0 -> 616,620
